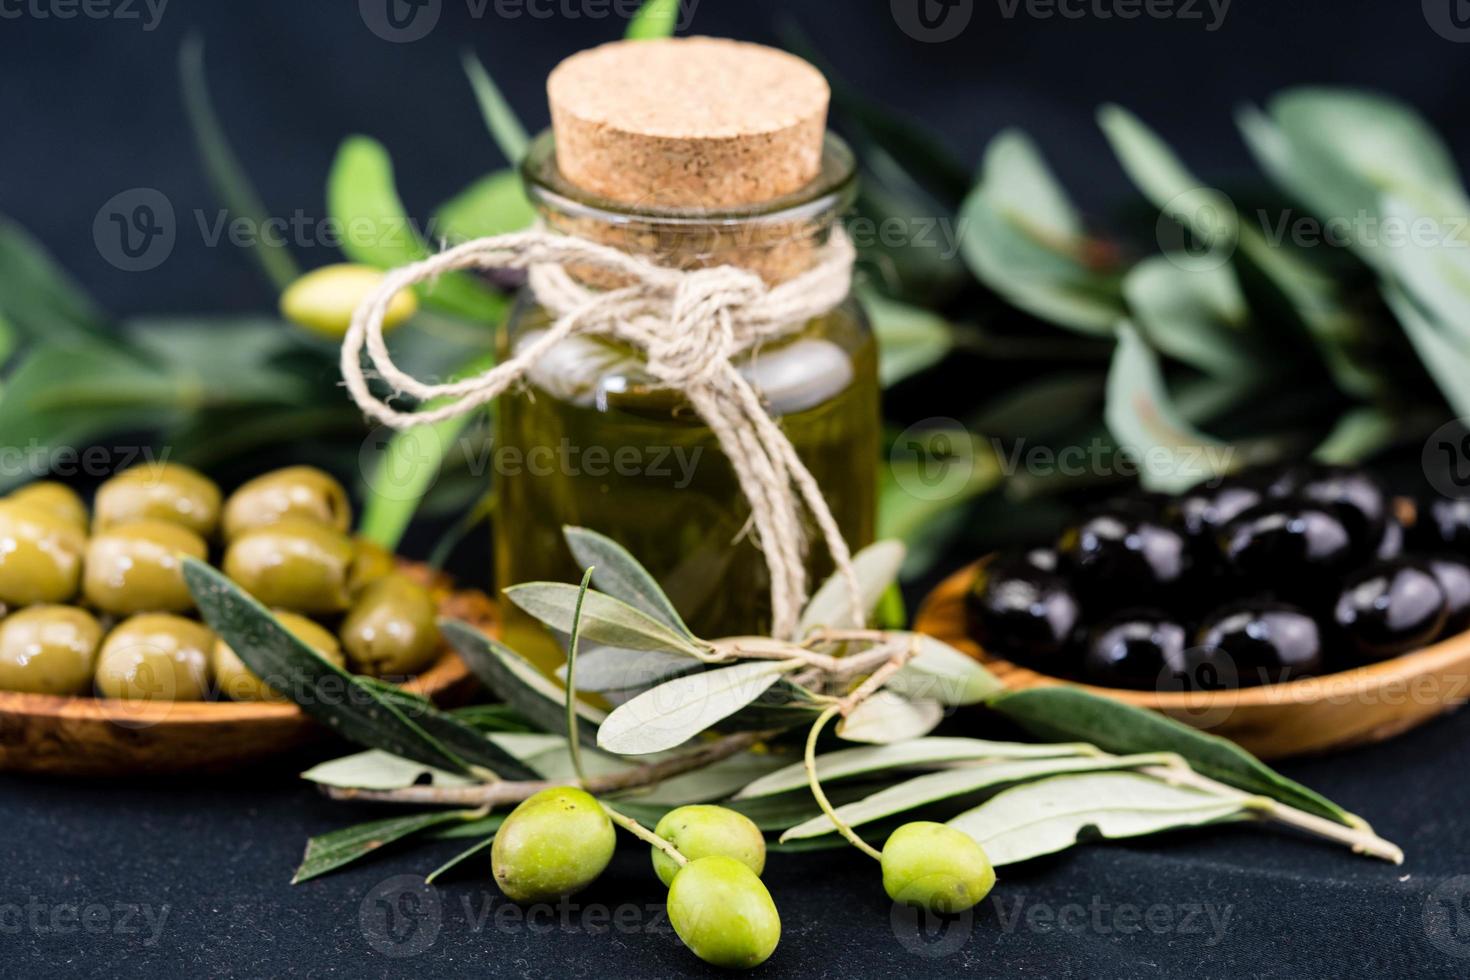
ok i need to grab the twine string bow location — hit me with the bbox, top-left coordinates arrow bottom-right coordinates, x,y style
340,227 -> 863,639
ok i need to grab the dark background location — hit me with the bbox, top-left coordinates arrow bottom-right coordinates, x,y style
5,2 -> 1470,978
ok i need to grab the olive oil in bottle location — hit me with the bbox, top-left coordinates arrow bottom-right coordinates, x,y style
492,38 -> 880,672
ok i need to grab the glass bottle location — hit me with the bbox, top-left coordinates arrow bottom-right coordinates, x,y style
492,135 -> 879,675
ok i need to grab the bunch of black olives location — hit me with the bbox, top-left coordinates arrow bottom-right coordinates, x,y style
966,464 -> 1470,691
0,463 -> 442,702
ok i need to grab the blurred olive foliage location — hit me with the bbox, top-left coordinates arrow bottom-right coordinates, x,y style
3,7 -> 1468,584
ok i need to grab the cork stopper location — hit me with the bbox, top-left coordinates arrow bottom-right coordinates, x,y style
547,36 -> 830,209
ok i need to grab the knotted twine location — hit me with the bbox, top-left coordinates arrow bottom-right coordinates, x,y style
339,227 -> 864,640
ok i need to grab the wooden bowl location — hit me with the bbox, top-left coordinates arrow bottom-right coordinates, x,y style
915,560 -> 1470,759
0,564 -> 493,776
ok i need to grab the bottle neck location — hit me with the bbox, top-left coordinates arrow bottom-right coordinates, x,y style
521,131 -> 857,286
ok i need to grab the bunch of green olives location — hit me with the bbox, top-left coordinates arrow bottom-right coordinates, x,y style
0,463 -> 442,702
490,793 -> 781,969
487,790 -> 997,968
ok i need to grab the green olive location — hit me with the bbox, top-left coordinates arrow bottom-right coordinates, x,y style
8,482 -> 88,531
348,536 -> 397,596
652,805 -> 766,888
213,610 -> 344,703
83,520 -> 208,615
280,263 -> 417,340
339,574 -> 439,677
491,787 -> 615,903
94,614 -> 214,702
880,822 -> 995,913
93,463 -> 221,538
222,519 -> 354,615
0,500 -> 86,606
0,606 -> 102,695
221,466 -> 353,542
668,855 -> 781,969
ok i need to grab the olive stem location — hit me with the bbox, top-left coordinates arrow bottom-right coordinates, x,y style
1140,765 -> 1404,865
804,705 -> 883,862
601,802 -> 688,867
321,729 -> 777,807
708,637 -> 840,671
803,628 -> 892,646
564,566 -> 595,786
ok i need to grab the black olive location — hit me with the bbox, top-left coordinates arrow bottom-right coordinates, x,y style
1169,482 -> 1262,540
1217,503 -> 1355,601
1293,466 -> 1387,554
1427,557 -> 1470,637
1059,515 -> 1191,614
1195,601 -> 1325,686
1376,517 -> 1405,561
1333,560 -> 1448,662
1020,547 -> 1062,575
1081,612 -> 1189,690
965,563 -> 1081,669
1412,497 -> 1470,555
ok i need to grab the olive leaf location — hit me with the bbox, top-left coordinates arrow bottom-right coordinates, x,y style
1237,89 -> 1468,270
1098,103 -> 1376,400
292,810 -> 486,884
861,288 -> 954,387
884,633 -> 1003,706
780,753 -> 1171,841
624,0 -> 680,39
796,539 -> 906,635
300,750 -> 474,791
986,686 -> 1355,826
425,835 -> 498,885
184,559 -> 481,775
450,704 -> 537,733
0,216 -> 109,343
433,171 -> 535,244
438,619 -> 605,746
357,353 -> 496,552
1123,257 -> 1259,378
460,51 -> 530,163
1313,407 -> 1397,466
959,129 -> 1125,335
563,526 -> 694,638
836,692 -> 942,744
426,814 -> 507,841
1382,282 -> 1470,418
327,135 -> 506,323
596,660 -> 798,755
556,647 -> 702,695
737,736 -> 1099,800
1105,323 -> 1232,492
947,771 -> 1250,867
180,35 -> 299,291
362,683 -> 539,778
1379,194 -> 1470,347
878,430 -> 1002,579
503,582 -> 710,658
